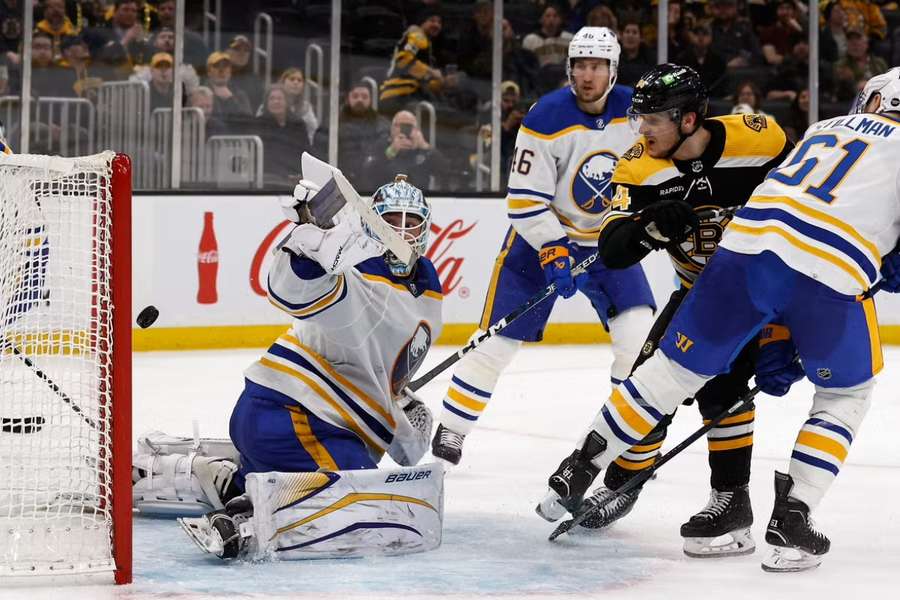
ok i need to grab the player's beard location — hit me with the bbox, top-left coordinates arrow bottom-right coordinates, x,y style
575,82 -> 608,110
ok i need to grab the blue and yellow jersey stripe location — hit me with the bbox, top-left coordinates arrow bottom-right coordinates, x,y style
268,275 -> 347,319
251,335 -> 397,457
727,194 -> 881,291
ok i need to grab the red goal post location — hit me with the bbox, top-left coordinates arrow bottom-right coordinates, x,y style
0,151 -> 132,584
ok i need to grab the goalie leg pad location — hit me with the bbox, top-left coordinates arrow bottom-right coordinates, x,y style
133,451 -> 238,517
242,463 -> 444,560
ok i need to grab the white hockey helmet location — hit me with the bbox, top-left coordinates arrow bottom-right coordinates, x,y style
854,67 -> 900,115
567,26 -> 620,101
371,174 -> 431,277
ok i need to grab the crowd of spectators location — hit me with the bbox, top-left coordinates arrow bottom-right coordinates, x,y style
0,1 -> 897,190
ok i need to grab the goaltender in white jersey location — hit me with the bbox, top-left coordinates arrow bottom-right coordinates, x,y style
133,164 -> 446,561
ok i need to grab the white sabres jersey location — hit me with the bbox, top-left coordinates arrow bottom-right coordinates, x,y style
244,245 -> 443,463
505,85 -> 639,248
721,112 -> 900,296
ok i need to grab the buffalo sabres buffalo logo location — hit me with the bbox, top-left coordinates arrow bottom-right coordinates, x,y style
571,150 -> 618,214
743,113 -> 767,132
391,322 -> 433,395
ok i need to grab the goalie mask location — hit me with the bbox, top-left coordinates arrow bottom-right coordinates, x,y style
566,26 -> 620,103
370,174 -> 431,277
854,67 -> 900,116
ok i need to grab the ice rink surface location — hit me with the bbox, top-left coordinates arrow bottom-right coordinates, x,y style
3,344 -> 898,599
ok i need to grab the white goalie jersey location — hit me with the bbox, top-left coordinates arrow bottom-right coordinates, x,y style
244,230 -> 444,463
506,85 -> 638,248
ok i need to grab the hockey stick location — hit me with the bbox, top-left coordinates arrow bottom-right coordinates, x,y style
0,337 -> 97,429
548,383 -> 762,541
408,252 -> 600,392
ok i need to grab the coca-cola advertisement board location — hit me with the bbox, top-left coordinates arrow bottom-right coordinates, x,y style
131,194 -> 680,349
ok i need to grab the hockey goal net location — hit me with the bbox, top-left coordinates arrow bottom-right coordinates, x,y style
0,151 -> 132,584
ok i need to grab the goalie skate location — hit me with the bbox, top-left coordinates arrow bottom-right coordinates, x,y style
680,485 -> 755,558
178,495 -> 255,560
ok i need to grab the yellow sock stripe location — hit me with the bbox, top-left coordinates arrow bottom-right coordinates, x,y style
727,222 -> 869,290
861,297 -> 884,376
708,435 -> 753,452
446,387 -> 487,412
258,357 -> 383,452
630,441 -> 663,453
281,334 -> 396,429
796,430 -> 848,463
704,410 -> 755,427
610,389 -> 654,437
613,456 -> 657,470
275,493 -> 438,536
285,405 -> 339,471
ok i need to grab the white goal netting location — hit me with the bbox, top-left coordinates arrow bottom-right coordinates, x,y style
0,151 -> 126,578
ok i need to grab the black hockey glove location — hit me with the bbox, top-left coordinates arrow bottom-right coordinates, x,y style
637,200 -> 700,247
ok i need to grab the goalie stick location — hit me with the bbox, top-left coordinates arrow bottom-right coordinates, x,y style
548,383 -> 763,541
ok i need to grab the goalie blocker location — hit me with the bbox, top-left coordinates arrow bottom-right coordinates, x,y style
180,463 -> 445,560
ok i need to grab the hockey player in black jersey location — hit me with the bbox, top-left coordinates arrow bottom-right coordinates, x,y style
538,64 -> 797,558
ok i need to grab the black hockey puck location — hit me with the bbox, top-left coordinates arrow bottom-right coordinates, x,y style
137,305 -> 159,329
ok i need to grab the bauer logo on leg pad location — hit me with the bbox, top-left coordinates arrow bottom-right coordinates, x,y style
385,470 -> 432,483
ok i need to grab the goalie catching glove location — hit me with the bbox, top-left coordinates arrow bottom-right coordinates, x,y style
388,387 -> 434,467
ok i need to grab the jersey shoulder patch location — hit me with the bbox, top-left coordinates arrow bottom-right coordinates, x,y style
612,140 -> 675,186
714,114 -> 787,160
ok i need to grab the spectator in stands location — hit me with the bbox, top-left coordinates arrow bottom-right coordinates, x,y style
189,85 -> 227,137
501,100 -> 528,188
522,3 -> 572,67
759,0 -> 805,66
500,80 -> 521,120
145,51 -> 173,110
833,28 -> 888,101
279,67 -> 318,145
709,0 -> 763,67
31,30 -> 78,97
784,87 -> 810,143
84,0 -> 146,63
363,109 -> 449,190
731,80 -> 772,118
204,50 -> 252,124
676,22 -> 727,97
93,38 -> 133,81
501,18 -> 539,98
381,5 -> 445,114
767,40 -> 811,102
617,19 -> 654,87
338,83 -> 390,185
666,0 -> 691,59
37,0 -> 80,61
821,1 -> 849,63
458,0 -> 493,80
151,2 -> 206,64
60,35 -> 102,100
0,0 -> 24,54
227,35 -> 262,112
255,84 -> 310,188
585,4 -> 617,30
836,0 -> 886,42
